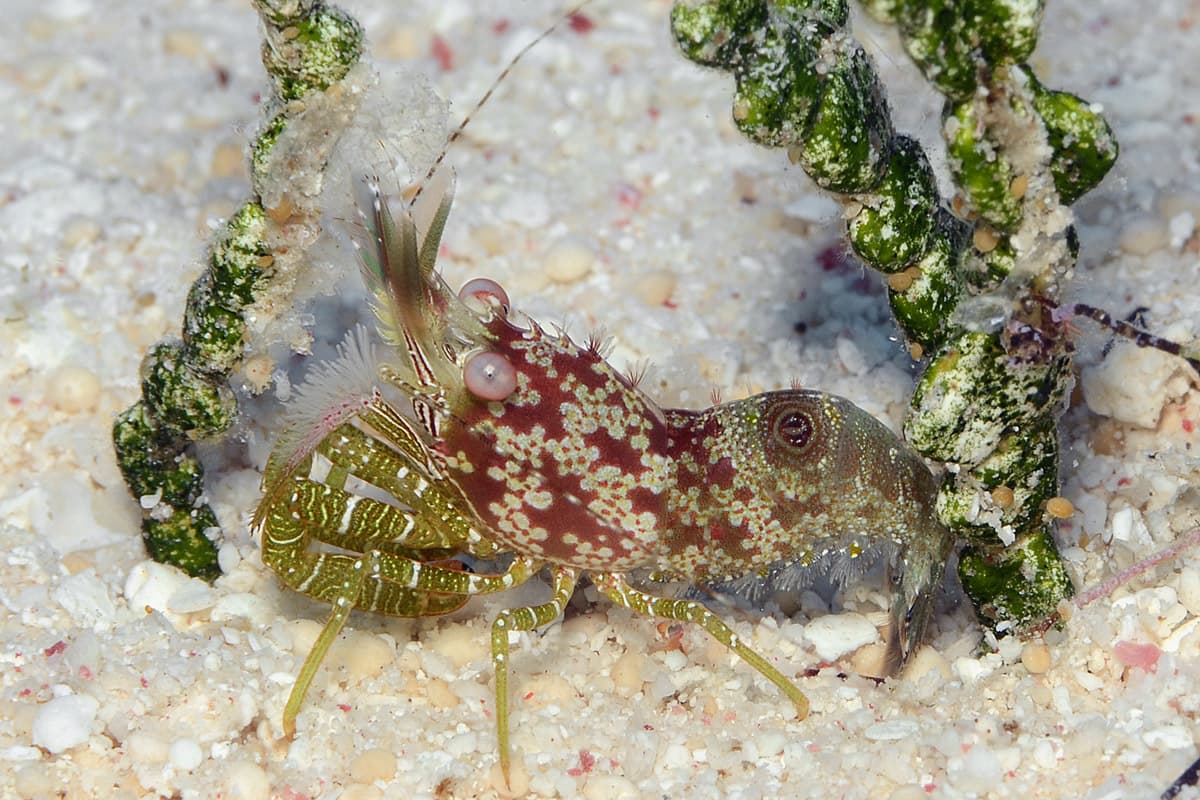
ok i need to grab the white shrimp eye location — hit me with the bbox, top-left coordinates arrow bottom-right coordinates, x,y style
464,351 -> 518,401
458,277 -> 511,315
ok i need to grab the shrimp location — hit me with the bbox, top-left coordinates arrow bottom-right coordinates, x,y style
253,167 -> 953,781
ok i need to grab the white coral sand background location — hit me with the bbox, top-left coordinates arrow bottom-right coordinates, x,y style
1,1 -> 1199,798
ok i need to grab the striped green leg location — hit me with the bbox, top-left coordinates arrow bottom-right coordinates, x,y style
492,566 -> 579,785
279,550 -> 543,737
592,573 -> 810,720
283,549 -> 388,737
283,551 -> 367,738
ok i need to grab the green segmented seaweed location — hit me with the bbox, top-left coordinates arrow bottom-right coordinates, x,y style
671,0 -> 1118,632
112,1 -> 364,579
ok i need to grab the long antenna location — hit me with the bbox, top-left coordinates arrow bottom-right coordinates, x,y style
411,0 -> 595,203
1052,301 -> 1200,373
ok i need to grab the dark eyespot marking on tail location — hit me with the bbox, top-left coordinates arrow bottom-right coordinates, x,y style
773,406 -> 815,451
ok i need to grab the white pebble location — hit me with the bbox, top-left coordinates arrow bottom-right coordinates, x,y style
445,730 -> 478,758
126,731 -> 169,764
169,738 -> 204,771
1117,216 -> 1168,255
1080,341 -> 1182,428
217,542 -> 242,575
31,694 -> 99,753
953,746 -> 1003,793
658,742 -> 692,770
783,193 -> 839,222
1032,737 -> 1061,769
167,580 -> 217,614
542,237 -> 595,283
835,337 -> 869,376
1179,567 -> 1200,617
210,592 -> 276,627
47,364 -> 102,413
864,718 -> 920,741
755,730 -> 786,758
1168,211 -> 1196,248
660,649 -> 688,672
804,612 -> 879,662
1144,724 -> 1192,751
1073,669 -> 1105,693
633,271 -> 676,306
953,656 -> 992,683
610,650 -> 645,693
52,572 -> 116,627
125,561 -> 191,615
350,748 -> 397,783
582,775 -> 639,800
224,760 -> 270,800
1109,507 -> 1151,547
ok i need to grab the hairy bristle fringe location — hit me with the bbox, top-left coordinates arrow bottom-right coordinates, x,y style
624,359 -> 649,389
274,325 -> 383,472
584,327 -> 614,359
704,542 -> 898,609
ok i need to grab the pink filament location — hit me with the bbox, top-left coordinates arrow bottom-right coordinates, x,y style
1074,527 -> 1200,610
464,351 -> 517,401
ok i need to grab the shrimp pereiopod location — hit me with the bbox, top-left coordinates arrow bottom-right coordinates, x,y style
253,171 -> 952,782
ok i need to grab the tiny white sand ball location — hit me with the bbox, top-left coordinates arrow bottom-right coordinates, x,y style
542,237 -> 595,284
31,694 -> 99,753
633,271 -> 677,306
47,364 -> 102,413
350,747 -> 398,783
224,760 -> 270,800
804,612 -> 879,662
168,738 -> 204,772
1020,642 -> 1052,674
1118,216 -> 1169,255
610,650 -> 646,694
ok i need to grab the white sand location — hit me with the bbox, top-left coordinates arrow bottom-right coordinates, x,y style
2,1 -> 1199,798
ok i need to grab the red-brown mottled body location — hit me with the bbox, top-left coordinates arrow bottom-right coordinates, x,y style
435,305 -> 950,669
440,315 -> 673,570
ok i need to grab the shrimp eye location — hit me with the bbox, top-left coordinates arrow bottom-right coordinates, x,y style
464,351 -> 517,401
458,278 -> 511,315
774,410 -> 813,450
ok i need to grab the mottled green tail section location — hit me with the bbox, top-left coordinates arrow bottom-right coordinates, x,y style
671,0 -> 1117,632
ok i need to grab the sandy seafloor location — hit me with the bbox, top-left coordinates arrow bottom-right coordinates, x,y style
3,0 -> 1200,798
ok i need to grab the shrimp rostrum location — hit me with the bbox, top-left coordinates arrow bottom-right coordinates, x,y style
253,171 -> 953,780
